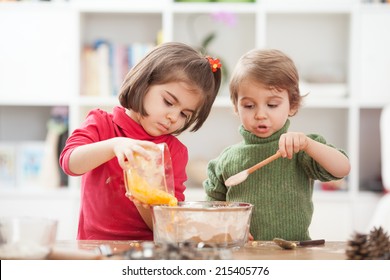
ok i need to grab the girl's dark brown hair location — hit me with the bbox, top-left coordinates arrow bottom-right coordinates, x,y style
118,42 -> 222,134
230,49 -> 302,115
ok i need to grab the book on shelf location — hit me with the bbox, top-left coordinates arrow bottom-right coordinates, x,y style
0,143 -> 17,188
0,141 -> 46,188
128,43 -> 155,70
81,40 -> 155,97
111,43 -> 129,96
81,45 -> 100,97
16,141 -> 46,188
95,40 -> 112,98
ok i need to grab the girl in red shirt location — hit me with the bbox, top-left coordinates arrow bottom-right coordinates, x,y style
60,42 -> 222,240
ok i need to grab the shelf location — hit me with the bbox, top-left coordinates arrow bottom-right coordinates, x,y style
303,98 -> 350,108
1,0 -> 388,239
358,102 -> 389,109
0,98 -> 71,107
264,3 -> 354,13
0,188 -> 80,200
0,1 -> 69,10
360,2 -> 390,11
212,96 -> 351,109
78,96 -> 118,107
172,2 -> 257,13
75,1 -> 166,13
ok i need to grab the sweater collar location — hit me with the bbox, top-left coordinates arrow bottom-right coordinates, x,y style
240,119 -> 290,145
112,106 -> 169,142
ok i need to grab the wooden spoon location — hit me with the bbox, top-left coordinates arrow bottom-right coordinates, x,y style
225,151 -> 281,187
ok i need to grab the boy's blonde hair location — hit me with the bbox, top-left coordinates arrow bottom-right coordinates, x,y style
119,42 -> 222,134
230,49 -> 302,115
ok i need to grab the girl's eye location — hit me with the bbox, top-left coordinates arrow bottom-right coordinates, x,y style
180,112 -> 190,119
164,99 -> 173,106
268,104 -> 278,108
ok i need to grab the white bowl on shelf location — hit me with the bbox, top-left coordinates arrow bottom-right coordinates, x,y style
0,217 -> 57,260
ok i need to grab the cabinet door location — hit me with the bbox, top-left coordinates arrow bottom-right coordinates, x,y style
358,9 -> 390,103
0,6 -> 77,103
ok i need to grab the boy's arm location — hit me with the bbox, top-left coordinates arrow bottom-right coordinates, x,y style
203,159 -> 228,201
303,137 -> 350,178
278,132 -> 351,178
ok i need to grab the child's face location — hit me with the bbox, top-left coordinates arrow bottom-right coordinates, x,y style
234,79 -> 296,138
132,81 -> 202,136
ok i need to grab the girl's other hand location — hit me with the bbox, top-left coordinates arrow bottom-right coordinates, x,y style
112,138 -> 158,169
278,132 -> 308,159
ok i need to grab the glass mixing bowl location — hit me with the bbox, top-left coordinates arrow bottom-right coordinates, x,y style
152,201 -> 253,248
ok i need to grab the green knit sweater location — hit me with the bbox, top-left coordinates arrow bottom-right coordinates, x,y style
203,120 -> 347,241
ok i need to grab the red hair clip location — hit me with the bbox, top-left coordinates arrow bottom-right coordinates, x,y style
206,56 -> 222,73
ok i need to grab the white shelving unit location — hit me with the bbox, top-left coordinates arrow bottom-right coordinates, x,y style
1,0 -> 389,240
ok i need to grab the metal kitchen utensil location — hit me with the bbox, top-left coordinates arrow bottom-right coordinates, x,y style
122,242 -> 232,260
225,151 -> 282,187
273,238 -> 325,250
50,242 -> 232,260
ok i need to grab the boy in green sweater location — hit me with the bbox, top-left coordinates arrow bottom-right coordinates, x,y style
203,49 -> 351,241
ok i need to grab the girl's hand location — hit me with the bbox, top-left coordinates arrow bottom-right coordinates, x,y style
278,132 -> 309,159
126,192 -> 153,229
126,192 -> 150,209
112,138 -> 158,169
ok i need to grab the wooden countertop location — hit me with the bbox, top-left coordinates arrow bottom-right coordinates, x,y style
234,241 -> 346,260
49,240 -> 347,260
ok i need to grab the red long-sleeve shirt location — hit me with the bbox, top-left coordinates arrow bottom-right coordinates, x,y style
60,106 -> 188,240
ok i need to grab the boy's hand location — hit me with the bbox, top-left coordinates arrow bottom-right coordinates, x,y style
278,132 -> 309,159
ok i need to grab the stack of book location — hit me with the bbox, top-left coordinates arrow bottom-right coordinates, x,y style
81,40 -> 155,97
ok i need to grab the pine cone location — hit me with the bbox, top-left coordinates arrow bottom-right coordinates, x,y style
367,227 -> 390,260
346,232 -> 370,260
346,226 -> 390,260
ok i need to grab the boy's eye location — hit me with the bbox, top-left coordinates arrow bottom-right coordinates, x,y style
243,104 -> 254,109
268,104 -> 278,108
